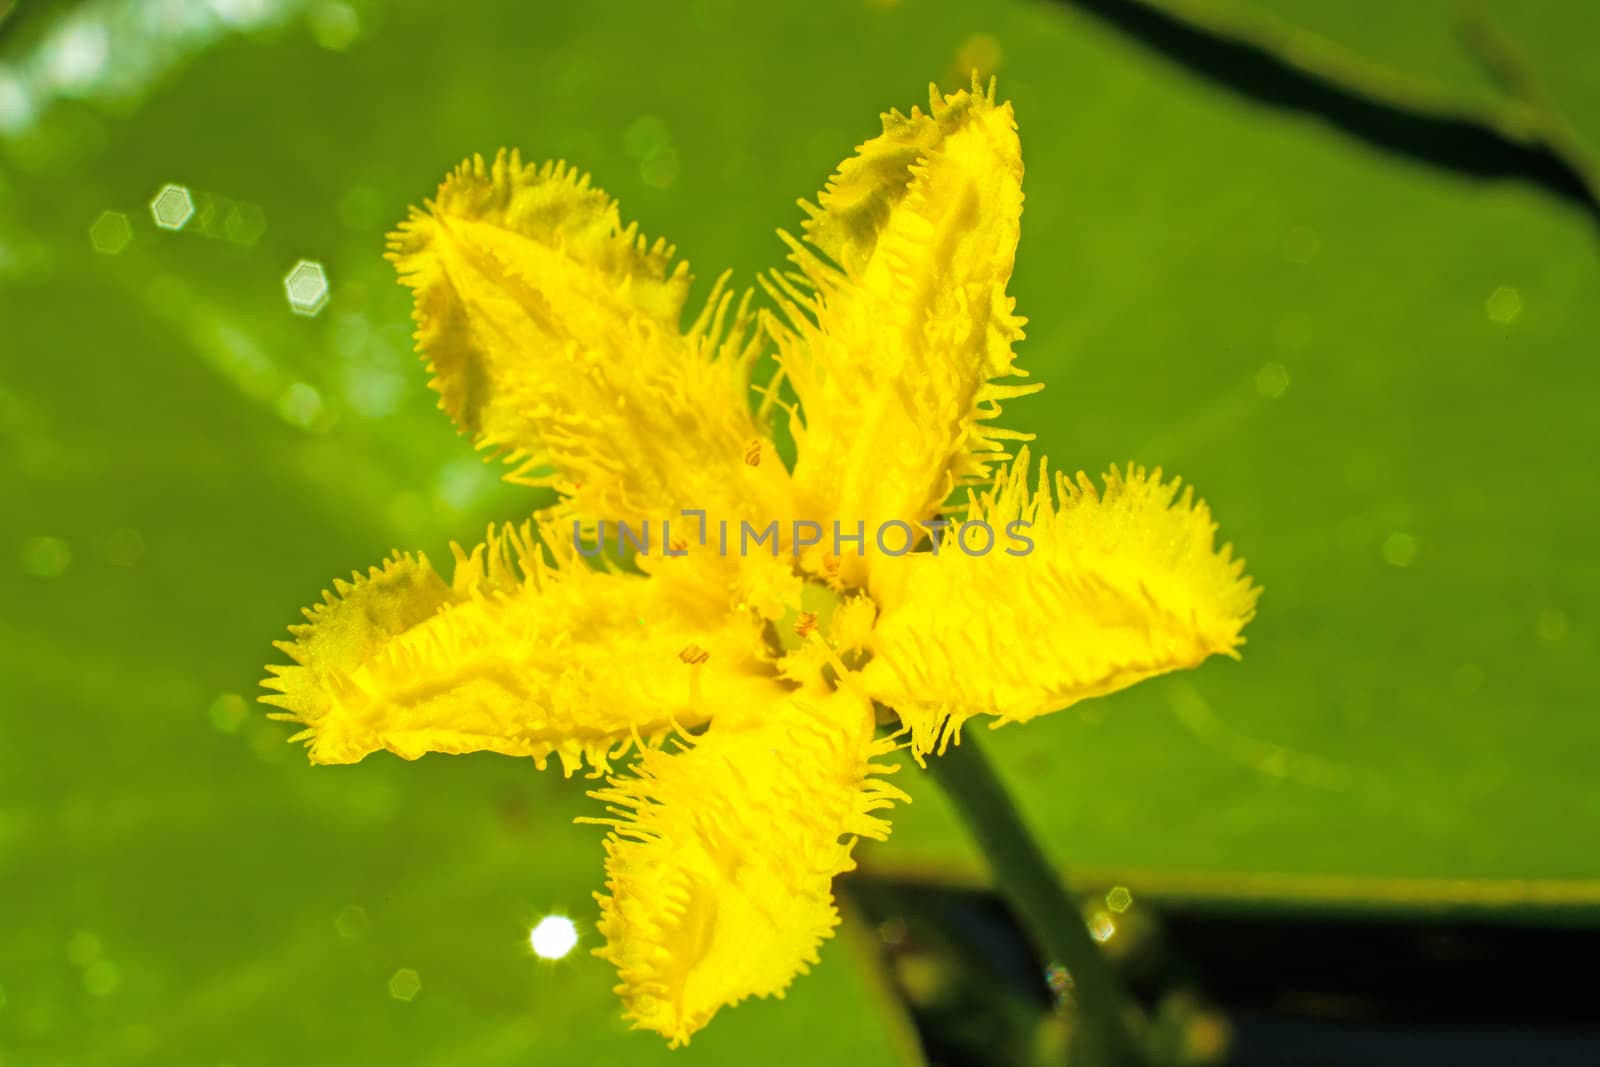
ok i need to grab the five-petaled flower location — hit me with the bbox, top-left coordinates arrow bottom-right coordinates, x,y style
262,79 -> 1258,1046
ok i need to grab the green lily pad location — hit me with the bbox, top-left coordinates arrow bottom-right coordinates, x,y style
0,271 -> 918,1065
1127,0 -> 1600,192
858,0 -> 1600,908
0,3 -> 952,1064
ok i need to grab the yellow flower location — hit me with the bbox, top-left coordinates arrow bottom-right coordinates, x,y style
262,79 -> 1258,1046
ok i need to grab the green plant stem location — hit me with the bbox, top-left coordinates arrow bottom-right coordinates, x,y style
929,735 -> 1144,1067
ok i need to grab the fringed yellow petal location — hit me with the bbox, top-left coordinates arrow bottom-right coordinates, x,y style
261,523 -> 778,774
863,449 -> 1260,757
766,79 -> 1035,586
586,688 -> 906,1045
259,551 -> 457,730
388,150 -> 785,527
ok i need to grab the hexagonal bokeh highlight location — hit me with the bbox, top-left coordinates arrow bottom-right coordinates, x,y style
88,210 -> 132,254
283,259 -> 330,316
149,183 -> 195,231
1485,284 -> 1523,325
386,967 -> 421,1002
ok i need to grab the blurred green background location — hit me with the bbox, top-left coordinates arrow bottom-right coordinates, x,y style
3,0 -> 1598,1064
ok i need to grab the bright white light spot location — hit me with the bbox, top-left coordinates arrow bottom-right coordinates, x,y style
142,0 -> 211,36
0,70 -> 34,135
209,0 -> 275,28
150,184 -> 196,230
531,915 -> 578,959
42,20 -> 111,95
283,259 -> 330,316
